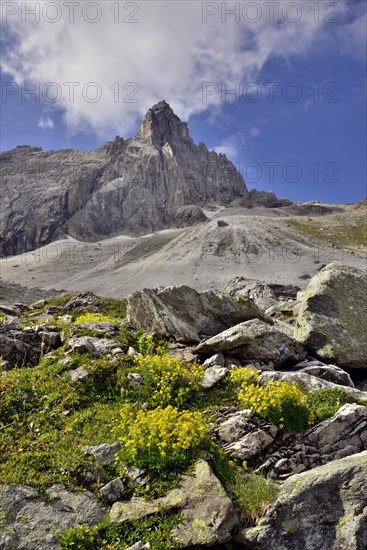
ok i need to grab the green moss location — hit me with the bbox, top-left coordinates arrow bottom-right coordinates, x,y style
281,521 -> 298,533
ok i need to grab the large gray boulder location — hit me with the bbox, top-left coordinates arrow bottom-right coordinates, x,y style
127,285 -> 271,344
0,484 -> 106,549
196,319 -> 306,367
295,361 -> 355,387
295,263 -> 367,369
258,371 -> 367,401
110,459 -> 238,548
241,451 -> 367,550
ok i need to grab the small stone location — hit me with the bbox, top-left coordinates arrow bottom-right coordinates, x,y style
82,442 -> 121,465
2,316 -> 21,330
127,373 -> 144,386
203,352 -> 225,368
58,314 -> 74,323
126,542 -> 151,550
0,360 -> 11,371
128,346 -> 142,357
199,366 -> 227,389
100,478 -> 126,503
69,367 -> 91,383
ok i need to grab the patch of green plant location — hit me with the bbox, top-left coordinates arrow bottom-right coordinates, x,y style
99,297 -> 127,319
290,213 -> 367,252
228,470 -> 279,526
307,388 -> 348,424
57,509 -> 182,549
116,404 -> 210,474
134,471 -> 181,501
193,379 -> 239,411
354,398 -> 367,407
120,354 -> 204,409
238,381 -> 309,433
45,294 -> 77,308
209,445 -> 238,487
0,353 -> 129,488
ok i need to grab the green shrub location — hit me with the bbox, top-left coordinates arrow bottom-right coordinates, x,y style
228,470 -> 279,525
307,388 -> 348,424
238,381 -> 309,433
120,354 -> 204,408
116,405 -> 209,473
58,509 -> 181,549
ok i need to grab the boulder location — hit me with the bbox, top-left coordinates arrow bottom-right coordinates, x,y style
199,366 -> 227,389
257,403 -> 367,479
100,478 -> 126,503
110,459 -> 238,547
296,363 -> 355,388
74,322 -> 120,335
295,262 -> 367,369
68,336 -> 127,356
0,484 -> 106,550
81,442 -> 121,465
241,451 -> 367,550
0,326 -> 62,367
127,285 -> 271,344
166,343 -> 197,364
2,316 -> 21,330
258,371 -> 367,401
196,319 -> 306,367
203,352 -> 225,368
221,426 -> 277,462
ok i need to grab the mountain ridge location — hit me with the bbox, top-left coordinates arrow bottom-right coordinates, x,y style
0,100 -> 290,258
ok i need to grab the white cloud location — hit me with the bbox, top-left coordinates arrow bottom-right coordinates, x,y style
249,126 -> 261,138
214,133 -> 244,160
1,0 -> 365,138
38,116 -> 54,130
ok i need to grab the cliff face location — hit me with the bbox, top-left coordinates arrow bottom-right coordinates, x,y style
1,101 -> 251,257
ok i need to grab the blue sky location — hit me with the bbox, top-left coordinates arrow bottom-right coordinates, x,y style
1,0 -> 366,204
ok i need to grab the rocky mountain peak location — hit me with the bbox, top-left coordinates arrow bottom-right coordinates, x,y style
135,100 -> 193,149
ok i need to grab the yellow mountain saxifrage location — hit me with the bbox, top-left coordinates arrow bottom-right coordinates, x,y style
238,381 -> 309,434
120,354 -> 204,409
117,405 -> 210,473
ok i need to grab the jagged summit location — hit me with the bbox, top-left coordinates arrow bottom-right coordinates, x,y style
0,102 -> 290,257
135,100 -> 193,149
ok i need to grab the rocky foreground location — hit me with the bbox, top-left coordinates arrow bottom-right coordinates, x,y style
0,261 -> 366,549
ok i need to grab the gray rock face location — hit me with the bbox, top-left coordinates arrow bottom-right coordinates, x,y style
215,410 -> 278,462
257,403 -> 367,479
1,101 -> 251,257
110,459 -> 238,548
295,262 -> 367,369
196,319 -> 306,367
0,325 -> 62,366
258,371 -> 367,401
0,484 -> 106,549
127,285 -> 270,344
296,363 -> 355,388
241,451 -> 367,550
68,336 -> 127,356
248,189 -> 292,208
